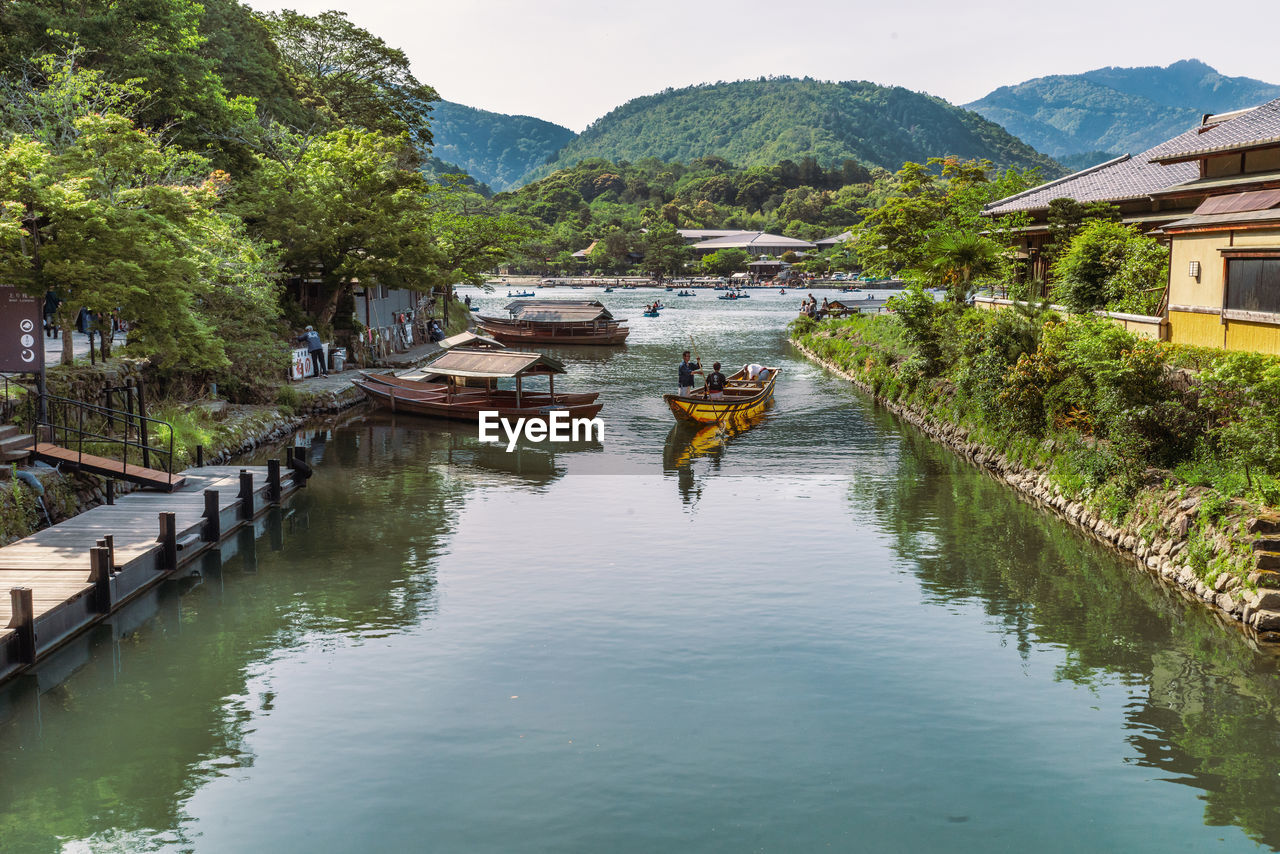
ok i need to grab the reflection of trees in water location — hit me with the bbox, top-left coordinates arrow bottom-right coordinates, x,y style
0,423 -> 470,853
851,428 -> 1280,848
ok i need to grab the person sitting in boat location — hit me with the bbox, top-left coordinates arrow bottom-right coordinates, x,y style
706,362 -> 727,400
678,351 -> 701,396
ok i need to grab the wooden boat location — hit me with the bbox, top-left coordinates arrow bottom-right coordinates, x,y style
354,348 -> 603,422
506,290 -> 536,298
359,371 -> 600,406
663,366 -> 779,424
477,299 -> 630,346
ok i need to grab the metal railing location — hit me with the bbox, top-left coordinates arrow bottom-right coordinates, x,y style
32,392 -> 177,486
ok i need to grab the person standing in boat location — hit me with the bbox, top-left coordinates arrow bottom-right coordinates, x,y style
706,362 -> 727,400
678,351 -> 701,396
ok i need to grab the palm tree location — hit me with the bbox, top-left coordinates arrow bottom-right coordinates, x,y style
912,231 -> 1004,304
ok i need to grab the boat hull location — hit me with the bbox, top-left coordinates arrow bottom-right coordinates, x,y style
355,380 -> 604,422
662,369 -> 779,424
477,321 -> 630,346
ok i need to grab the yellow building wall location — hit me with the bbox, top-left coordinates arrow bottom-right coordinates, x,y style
1167,225 -> 1280,352
1168,310 -> 1224,348
1225,321 -> 1280,355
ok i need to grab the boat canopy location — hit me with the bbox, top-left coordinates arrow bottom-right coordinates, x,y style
503,300 -> 614,322
439,330 -> 505,350
424,348 -> 566,379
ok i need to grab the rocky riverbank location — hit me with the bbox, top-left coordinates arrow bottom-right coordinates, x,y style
794,340 -> 1280,645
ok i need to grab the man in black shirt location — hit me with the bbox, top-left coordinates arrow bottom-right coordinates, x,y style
706,362 -> 727,399
678,350 -> 701,396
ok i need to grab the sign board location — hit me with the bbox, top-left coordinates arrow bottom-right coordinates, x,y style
0,286 -> 44,373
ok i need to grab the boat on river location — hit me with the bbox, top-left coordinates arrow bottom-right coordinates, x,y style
507,290 -> 536,298
663,365 -> 779,424
353,348 -> 603,422
477,299 -> 630,346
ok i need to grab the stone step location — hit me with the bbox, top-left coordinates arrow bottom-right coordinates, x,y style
0,432 -> 33,463
0,424 -> 22,442
1250,570 -> 1280,588
1248,516 -> 1280,535
1255,551 -> 1280,571
1255,536 -> 1280,552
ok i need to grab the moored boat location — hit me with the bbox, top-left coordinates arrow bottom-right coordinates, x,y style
663,365 -> 779,424
354,348 -> 603,422
477,299 -> 630,346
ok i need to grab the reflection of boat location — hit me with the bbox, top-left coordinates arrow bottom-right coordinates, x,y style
354,349 -> 603,422
478,299 -> 630,345
663,366 -> 779,424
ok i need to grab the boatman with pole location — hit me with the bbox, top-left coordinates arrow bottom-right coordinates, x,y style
678,350 -> 701,396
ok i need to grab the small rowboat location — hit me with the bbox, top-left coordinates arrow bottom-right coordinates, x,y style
663,366 -> 779,424
506,290 -> 536,298
642,310 -> 660,317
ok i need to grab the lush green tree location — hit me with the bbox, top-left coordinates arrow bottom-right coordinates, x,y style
911,231 -> 1006,304
236,126 -> 439,329
640,222 -> 690,278
263,10 -> 438,156
700,247 -> 750,276
1049,220 -> 1168,315
1043,198 -> 1120,264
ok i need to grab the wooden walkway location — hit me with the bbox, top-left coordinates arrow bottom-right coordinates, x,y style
0,459 -> 305,684
27,442 -> 186,491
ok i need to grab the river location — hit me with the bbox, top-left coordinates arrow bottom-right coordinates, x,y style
1,287 -> 1278,852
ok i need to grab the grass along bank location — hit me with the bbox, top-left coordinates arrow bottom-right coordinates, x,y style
791,297 -> 1280,638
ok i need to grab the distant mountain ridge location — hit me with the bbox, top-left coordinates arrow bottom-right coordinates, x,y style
526,77 -> 1060,183
429,101 -> 574,192
965,60 -> 1280,160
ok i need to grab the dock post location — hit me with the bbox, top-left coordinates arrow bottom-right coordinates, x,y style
295,445 -> 309,465
95,535 -> 116,574
267,459 -> 282,503
203,490 -> 221,542
159,512 -> 177,571
285,447 -> 294,468
89,547 -> 112,613
239,470 -> 254,520
8,588 -> 36,665
196,445 -> 204,468
106,479 -> 114,506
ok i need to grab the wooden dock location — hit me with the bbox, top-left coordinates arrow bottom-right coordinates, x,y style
0,457 -> 306,685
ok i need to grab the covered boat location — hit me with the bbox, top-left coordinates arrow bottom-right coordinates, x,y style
663,365 -> 779,424
354,348 -> 603,422
477,300 -> 630,345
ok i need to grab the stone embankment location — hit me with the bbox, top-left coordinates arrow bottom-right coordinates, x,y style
795,341 -> 1280,643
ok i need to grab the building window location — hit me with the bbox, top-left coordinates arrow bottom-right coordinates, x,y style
1226,257 -> 1280,315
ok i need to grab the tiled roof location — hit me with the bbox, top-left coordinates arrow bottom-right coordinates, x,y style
984,127 -> 1205,215
1161,208 -> 1280,232
1150,98 -> 1280,163
692,231 -> 817,250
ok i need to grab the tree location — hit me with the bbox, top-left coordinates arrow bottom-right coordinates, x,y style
423,177 -> 533,323
264,10 -> 439,157
911,232 -> 1005,304
640,222 -> 689,278
700,248 -> 750,276
1049,220 -> 1169,315
236,126 -> 439,329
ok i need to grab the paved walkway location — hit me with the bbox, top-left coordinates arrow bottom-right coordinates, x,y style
41,331 -> 93,365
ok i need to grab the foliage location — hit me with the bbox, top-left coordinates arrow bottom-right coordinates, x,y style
700,248 -> 751,276
965,59 -> 1280,159
640,222 -> 691,277
910,231 -> 1006,304
262,10 -> 439,158
533,77 -> 1061,183
1049,220 -> 1168,315
430,100 -> 575,192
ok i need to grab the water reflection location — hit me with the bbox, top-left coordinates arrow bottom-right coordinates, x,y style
662,415 -> 767,504
854,425 -> 1280,847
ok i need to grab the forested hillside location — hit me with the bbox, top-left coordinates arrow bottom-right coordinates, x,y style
966,60 -> 1280,160
431,101 -> 574,192
531,77 -> 1060,182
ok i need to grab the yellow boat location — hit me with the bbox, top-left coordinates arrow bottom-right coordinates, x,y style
663,366 -> 779,424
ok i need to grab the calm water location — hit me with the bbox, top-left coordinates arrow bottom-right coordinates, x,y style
2,287 -> 1279,853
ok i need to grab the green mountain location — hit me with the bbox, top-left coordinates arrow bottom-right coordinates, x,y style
430,100 -> 574,192
529,77 -> 1061,182
965,60 -> 1280,160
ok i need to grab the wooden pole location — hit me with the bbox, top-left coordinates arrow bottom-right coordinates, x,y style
158,512 -> 177,571
516,374 -> 522,408
196,445 -> 204,468
267,459 -> 282,503
89,547 -> 112,613
239,470 -> 254,521
203,489 -> 221,542
8,587 -> 35,664
105,479 -> 115,506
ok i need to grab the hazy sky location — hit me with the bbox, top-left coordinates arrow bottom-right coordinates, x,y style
249,0 -> 1280,132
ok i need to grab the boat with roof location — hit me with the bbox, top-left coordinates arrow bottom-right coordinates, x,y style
477,299 -> 630,345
